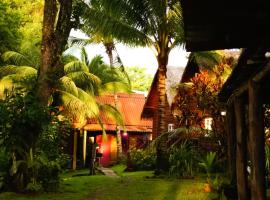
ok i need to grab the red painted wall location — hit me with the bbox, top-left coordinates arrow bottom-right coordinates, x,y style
96,134 -> 117,167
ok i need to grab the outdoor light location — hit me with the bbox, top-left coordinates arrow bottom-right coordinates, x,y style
221,111 -> 226,116
123,132 -> 128,137
149,134 -> 153,141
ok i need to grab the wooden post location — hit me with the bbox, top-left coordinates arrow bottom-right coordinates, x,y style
83,130 -> 87,167
234,96 -> 249,200
226,102 -> 237,183
72,129 -> 78,170
249,80 -> 266,200
89,137 -> 96,175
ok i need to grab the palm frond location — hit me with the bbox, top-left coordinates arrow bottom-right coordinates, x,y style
88,55 -> 105,70
1,51 -> 35,67
69,37 -> 91,47
61,54 -> 80,65
58,76 -> 79,97
99,81 -> 131,94
83,5 -> 153,47
80,47 -> 91,66
64,61 -> 89,74
66,71 -> 101,94
77,88 -> 99,116
99,104 -> 124,127
0,65 -> 37,79
59,90 -> 88,123
58,87 -> 100,124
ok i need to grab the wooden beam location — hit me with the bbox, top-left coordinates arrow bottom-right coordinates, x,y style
227,83 -> 248,105
253,60 -> 270,82
226,102 -> 237,183
72,130 -> 78,170
83,130 -> 87,167
234,96 -> 249,200
248,80 -> 266,200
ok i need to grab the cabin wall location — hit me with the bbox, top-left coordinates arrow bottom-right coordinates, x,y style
152,98 -> 177,139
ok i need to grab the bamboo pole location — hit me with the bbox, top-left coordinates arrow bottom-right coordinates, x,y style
248,80 -> 266,200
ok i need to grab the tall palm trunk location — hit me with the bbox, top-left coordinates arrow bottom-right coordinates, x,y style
156,52 -> 170,173
104,42 -> 115,67
105,42 -> 123,159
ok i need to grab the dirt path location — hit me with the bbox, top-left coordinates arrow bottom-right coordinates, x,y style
100,167 -> 118,177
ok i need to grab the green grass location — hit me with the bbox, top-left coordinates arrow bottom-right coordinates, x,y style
0,166 -> 212,200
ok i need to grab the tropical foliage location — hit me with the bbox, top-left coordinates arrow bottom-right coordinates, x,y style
172,57 -> 234,136
0,48 -> 130,125
0,0 -> 21,54
169,141 -> 198,178
125,66 -> 153,92
127,147 -> 156,171
0,91 -> 69,191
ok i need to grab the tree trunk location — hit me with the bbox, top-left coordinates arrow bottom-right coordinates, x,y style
105,42 -> 114,67
157,62 -> 167,135
248,80 -> 266,200
37,0 -> 73,105
113,94 -> 123,159
116,127 -> 123,159
155,52 -> 169,173
234,96 -> 249,200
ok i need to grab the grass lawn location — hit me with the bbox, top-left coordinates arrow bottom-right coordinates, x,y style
0,165 -> 213,200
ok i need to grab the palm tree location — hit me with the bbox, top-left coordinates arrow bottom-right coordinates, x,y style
82,0 -> 184,172
83,0 -> 184,134
0,49 -> 129,126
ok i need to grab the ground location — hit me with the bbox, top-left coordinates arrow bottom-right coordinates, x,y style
0,165 -> 215,200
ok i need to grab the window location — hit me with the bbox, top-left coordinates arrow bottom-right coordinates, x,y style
168,123 -> 174,132
204,117 -> 213,131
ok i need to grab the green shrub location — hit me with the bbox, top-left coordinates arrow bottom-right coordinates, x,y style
199,151 -> 217,176
0,91 -> 72,192
168,141 -> 198,178
0,148 -> 9,191
37,159 -> 61,192
128,147 -> 156,171
25,182 -> 43,193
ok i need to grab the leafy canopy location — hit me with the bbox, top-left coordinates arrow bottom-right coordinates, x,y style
82,0 -> 184,55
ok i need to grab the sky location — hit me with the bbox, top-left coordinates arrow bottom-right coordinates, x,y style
69,29 -> 189,76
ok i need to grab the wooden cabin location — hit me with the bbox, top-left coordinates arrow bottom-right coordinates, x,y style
72,93 -> 152,168
141,67 -> 184,139
182,0 -> 270,199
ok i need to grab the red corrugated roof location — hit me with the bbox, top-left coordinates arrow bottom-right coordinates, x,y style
83,93 -> 152,132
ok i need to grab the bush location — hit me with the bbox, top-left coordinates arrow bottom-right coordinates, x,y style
0,91 -> 72,192
128,147 -> 156,171
168,141 -> 199,178
0,148 -> 9,191
199,151 -> 217,176
37,159 -> 61,192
